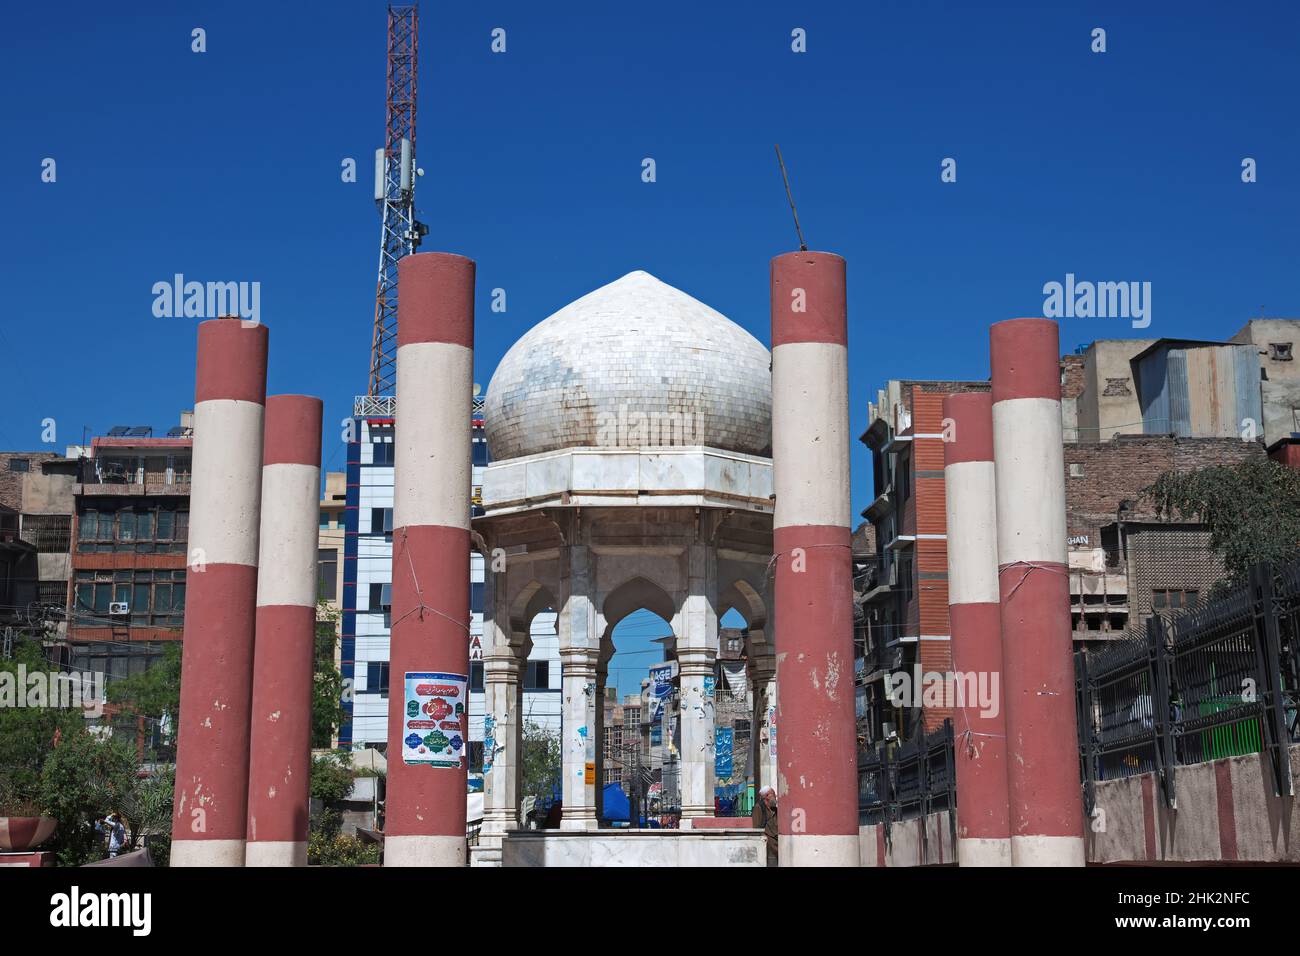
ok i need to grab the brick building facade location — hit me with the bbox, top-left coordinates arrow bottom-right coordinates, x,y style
857,372 -> 1267,751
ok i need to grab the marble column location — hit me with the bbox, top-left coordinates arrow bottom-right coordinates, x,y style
594,645 -> 612,825
559,542 -> 599,830
678,649 -> 717,821
560,647 -> 598,829
478,636 -> 523,864
679,538 -> 718,822
748,644 -> 777,791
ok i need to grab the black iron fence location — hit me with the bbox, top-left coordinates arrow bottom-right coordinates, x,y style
856,561 -> 1300,835
1076,561 -> 1300,813
858,719 -> 956,855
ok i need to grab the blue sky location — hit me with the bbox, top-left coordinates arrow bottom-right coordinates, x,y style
4,2 -> 1298,691
3,0 -> 1298,497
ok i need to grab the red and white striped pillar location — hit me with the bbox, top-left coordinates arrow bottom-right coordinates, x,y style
245,395 -> 323,867
769,251 -> 859,866
942,391 -> 1012,867
171,317 -> 268,867
385,252 -> 475,867
989,318 -> 1086,866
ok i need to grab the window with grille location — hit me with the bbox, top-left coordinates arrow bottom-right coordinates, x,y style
1152,588 -> 1198,611
77,505 -> 189,554
317,549 -> 338,600
73,570 -> 186,628
22,514 -> 71,552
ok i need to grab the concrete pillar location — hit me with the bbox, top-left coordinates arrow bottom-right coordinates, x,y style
560,646 -> 598,829
942,392 -> 1012,867
769,252 -> 858,866
385,252 -> 475,867
171,317 -> 268,867
989,318 -> 1086,866
244,395 -> 322,867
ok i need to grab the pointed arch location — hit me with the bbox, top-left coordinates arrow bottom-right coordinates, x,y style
601,575 -> 677,630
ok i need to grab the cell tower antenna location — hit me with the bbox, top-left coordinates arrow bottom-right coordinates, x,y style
774,144 -> 808,252
365,4 -> 426,403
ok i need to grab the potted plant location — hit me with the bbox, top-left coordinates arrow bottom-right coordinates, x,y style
0,787 -> 57,852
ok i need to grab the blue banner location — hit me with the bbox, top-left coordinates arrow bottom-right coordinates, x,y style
715,727 -> 734,778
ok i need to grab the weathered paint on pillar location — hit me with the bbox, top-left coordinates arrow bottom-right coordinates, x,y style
171,317 -> 268,867
942,391 -> 1012,867
769,251 -> 858,866
989,318 -> 1086,866
246,395 -> 323,867
385,252 -> 474,867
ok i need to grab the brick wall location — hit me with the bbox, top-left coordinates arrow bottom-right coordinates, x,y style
1064,436 -> 1264,546
0,452 -> 57,513
1060,353 -> 1087,401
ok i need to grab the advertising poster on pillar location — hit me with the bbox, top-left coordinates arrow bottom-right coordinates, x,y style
402,671 -> 468,768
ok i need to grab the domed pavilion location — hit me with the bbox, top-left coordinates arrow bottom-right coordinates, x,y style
472,271 -> 779,865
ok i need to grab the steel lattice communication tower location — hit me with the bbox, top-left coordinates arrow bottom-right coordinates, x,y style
364,4 -> 427,405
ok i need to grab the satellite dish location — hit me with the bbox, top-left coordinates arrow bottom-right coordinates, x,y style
472,383 -> 482,397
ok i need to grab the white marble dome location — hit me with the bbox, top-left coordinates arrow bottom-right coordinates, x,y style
484,271 -> 772,462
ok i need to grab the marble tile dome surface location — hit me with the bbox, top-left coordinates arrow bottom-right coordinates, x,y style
483,271 -> 772,461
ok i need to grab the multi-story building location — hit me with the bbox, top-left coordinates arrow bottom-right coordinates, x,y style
0,450 -> 78,643
858,379 -> 988,746
317,471 -> 346,613
66,418 -> 193,752
857,352 -> 1269,749
339,395 -> 562,763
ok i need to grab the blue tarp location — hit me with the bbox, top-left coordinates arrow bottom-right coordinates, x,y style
603,783 -> 631,823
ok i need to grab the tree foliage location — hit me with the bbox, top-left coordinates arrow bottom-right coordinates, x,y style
519,721 -> 561,803
0,642 -> 85,813
1146,456 -> 1300,585
309,830 -> 380,866
310,752 -> 356,806
1,640 -> 175,865
313,602 -> 350,747
37,730 -> 139,866
106,641 -> 181,758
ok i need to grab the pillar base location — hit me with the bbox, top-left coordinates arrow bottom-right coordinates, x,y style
170,838 -> 246,867
778,833 -> 859,867
469,841 -> 503,867
1011,834 -> 1086,867
957,837 -> 1013,867
244,840 -> 307,867
384,834 -> 466,867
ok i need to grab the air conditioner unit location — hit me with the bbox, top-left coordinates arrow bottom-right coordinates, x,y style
109,601 -> 130,615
